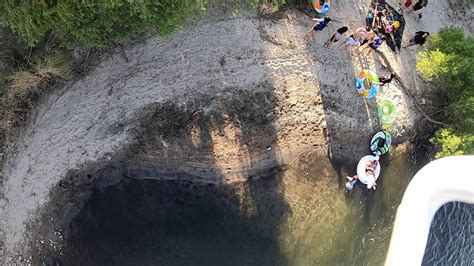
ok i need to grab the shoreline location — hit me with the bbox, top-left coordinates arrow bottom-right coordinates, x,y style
1,1 -> 472,263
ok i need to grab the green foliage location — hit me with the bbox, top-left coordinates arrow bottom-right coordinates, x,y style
0,0 -> 289,48
430,128 -> 474,158
417,27 -> 474,104
416,50 -> 451,82
0,0 -> 208,48
417,27 -> 474,157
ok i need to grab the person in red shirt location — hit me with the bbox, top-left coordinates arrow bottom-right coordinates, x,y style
401,0 -> 413,11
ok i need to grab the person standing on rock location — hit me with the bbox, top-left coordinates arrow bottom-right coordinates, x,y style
305,16 -> 332,39
403,31 -> 429,48
401,0 -> 413,11
324,25 -> 349,48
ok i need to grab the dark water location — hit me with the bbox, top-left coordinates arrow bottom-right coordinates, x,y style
65,179 -> 287,266
423,202 -> 474,266
62,146 -> 472,265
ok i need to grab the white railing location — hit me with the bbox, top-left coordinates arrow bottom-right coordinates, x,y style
385,155 -> 474,266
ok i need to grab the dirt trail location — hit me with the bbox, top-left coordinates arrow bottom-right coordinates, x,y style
0,0 -> 471,263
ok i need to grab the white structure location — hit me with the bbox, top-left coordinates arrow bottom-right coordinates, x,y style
385,155 -> 474,265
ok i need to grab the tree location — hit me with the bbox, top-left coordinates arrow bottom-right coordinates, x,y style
0,0 -> 286,48
417,27 -> 474,157
0,0 -> 208,47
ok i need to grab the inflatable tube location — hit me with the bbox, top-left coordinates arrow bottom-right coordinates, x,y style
312,0 -> 330,14
355,70 -> 380,99
370,131 -> 392,155
378,100 -> 396,124
357,155 -> 381,189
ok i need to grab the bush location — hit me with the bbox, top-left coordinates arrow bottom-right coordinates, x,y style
8,52 -> 71,92
8,71 -> 42,93
0,1 -> 209,48
0,1 -> 289,48
1,50 -> 72,129
431,128 -> 474,158
417,27 -> 474,157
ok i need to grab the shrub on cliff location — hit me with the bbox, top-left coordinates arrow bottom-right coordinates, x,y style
430,128 -> 474,158
417,27 -> 474,157
0,0 -> 209,47
0,0 -> 288,48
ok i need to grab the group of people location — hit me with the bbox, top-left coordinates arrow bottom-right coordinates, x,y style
305,2 -> 431,56
368,5 -> 400,35
304,1 -> 434,192
306,18 -> 387,56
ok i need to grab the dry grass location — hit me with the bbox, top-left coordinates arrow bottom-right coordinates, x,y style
35,58 -> 69,79
0,53 -> 72,153
6,55 -> 71,106
9,70 -> 42,92
259,3 -> 279,15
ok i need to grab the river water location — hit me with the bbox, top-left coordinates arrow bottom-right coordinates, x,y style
64,144 -> 472,265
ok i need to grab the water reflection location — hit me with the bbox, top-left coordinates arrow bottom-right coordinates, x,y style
422,202 -> 474,265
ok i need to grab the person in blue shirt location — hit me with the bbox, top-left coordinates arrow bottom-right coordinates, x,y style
305,16 -> 332,39
362,34 -> 386,57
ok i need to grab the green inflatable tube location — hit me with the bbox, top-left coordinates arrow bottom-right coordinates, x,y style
378,100 -> 396,124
